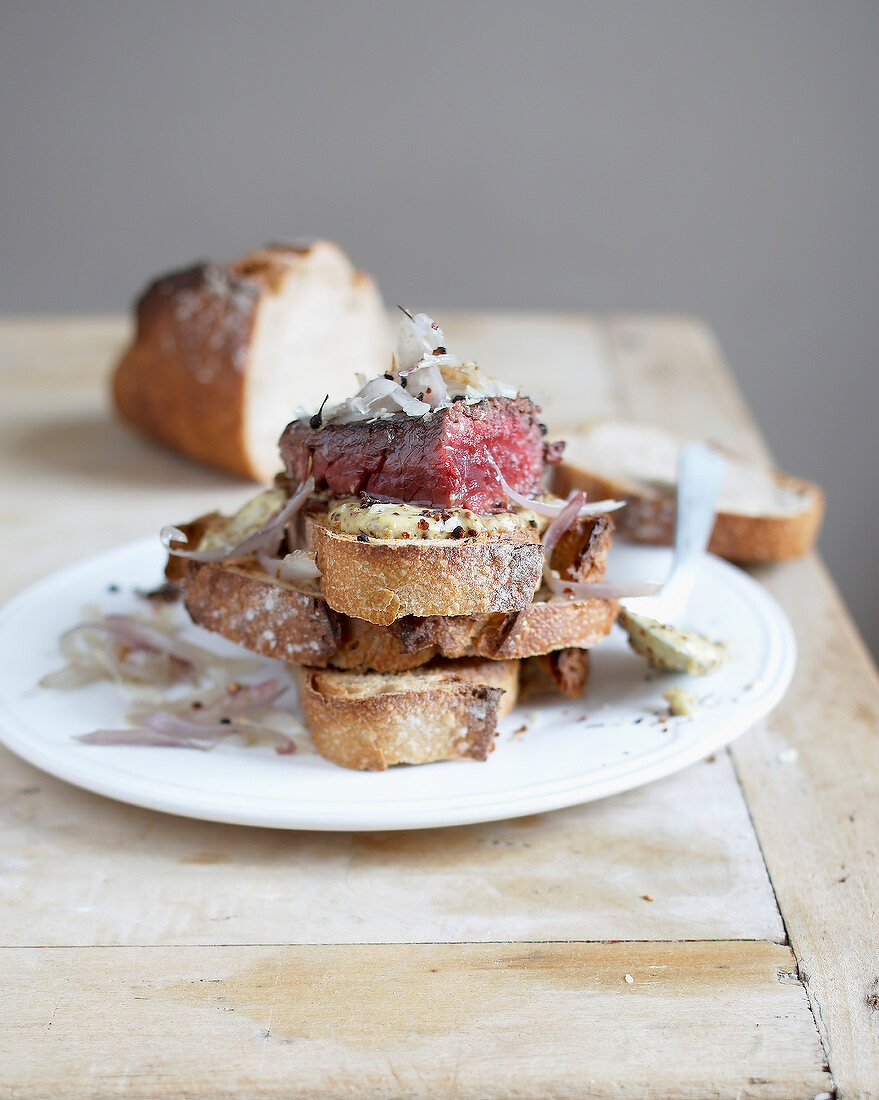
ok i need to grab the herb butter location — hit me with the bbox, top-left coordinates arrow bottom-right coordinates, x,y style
325,499 -> 541,541
617,608 -> 725,675
199,489 -> 287,550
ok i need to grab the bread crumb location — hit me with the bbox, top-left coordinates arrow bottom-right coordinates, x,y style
641,894 -> 654,902
662,687 -> 699,717
624,973 -> 634,984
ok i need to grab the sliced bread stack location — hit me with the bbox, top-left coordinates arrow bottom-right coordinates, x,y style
167,501 -> 618,770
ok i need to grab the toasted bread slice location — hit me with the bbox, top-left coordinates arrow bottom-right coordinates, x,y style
521,649 -> 591,699
555,420 -> 824,562
113,242 -> 390,482
298,659 -> 519,770
181,560 -> 617,672
182,559 -> 342,665
309,516 -> 545,626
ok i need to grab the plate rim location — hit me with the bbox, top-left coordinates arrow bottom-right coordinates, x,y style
0,537 -> 796,831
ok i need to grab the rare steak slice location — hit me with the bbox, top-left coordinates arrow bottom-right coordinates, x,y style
279,396 -> 562,512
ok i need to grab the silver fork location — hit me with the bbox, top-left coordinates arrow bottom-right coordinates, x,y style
623,441 -> 728,621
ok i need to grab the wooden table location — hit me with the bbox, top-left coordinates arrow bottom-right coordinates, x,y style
1,314 -> 877,1098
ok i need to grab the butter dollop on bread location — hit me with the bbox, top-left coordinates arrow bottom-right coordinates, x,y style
112,241 -> 391,482
555,420 -> 824,562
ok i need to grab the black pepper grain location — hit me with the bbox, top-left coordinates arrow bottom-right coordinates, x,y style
357,533 -> 369,542
309,394 -> 330,429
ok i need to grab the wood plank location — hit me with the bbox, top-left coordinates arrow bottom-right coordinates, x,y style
0,315 -> 849,1097
0,752 -> 782,947
732,557 -> 879,1100
605,315 -> 879,1098
0,942 -> 831,1099
0,316 -> 781,950
443,311 -> 622,431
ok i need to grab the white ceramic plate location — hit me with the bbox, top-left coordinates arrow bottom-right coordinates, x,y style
0,538 -> 794,831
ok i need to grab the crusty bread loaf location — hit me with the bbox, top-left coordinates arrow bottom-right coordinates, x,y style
113,241 -> 391,482
555,420 -> 824,562
309,517 -> 545,626
298,659 -> 519,770
181,558 -> 617,670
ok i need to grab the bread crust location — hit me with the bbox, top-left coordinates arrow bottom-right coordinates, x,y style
555,435 -> 824,563
114,262 -> 259,477
310,520 -> 545,626
112,243 -> 387,481
299,660 -> 519,770
182,560 -> 341,664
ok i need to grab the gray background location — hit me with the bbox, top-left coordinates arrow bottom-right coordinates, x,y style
2,1 -> 877,655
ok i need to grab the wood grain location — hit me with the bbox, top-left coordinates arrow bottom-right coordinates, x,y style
0,751 -> 782,947
4,313 -> 876,1097
603,315 -> 879,1098
0,942 -> 830,1099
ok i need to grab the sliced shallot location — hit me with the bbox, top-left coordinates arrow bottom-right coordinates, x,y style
78,720 -> 296,754
487,455 -> 624,518
77,728 -> 221,750
542,491 -> 588,572
396,310 -> 446,370
330,376 -> 431,423
258,549 -> 321,587
161,476 -> 315,563
79,678 -> 298,754
400,358 -> 449,409
546,576 -> 663,601
51,616 -> 204,685
539,487 -> 662,601
42,612 -> 260,691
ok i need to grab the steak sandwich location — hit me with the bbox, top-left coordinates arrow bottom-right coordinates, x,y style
164,312 -> 626,770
